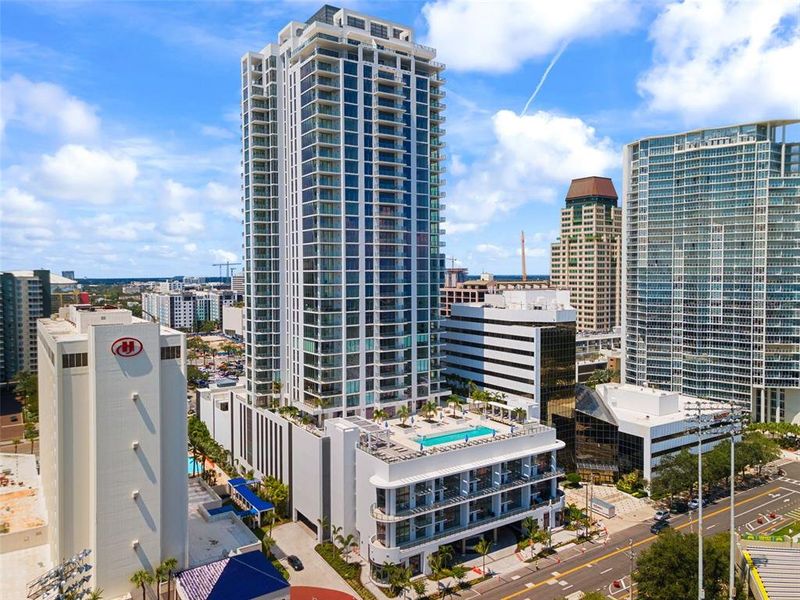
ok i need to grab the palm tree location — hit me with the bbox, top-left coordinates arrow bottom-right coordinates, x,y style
426,553 -> 443,579
448,396 -> 462,417
474,537 -> 493,576
160,557 -> 178,599
87,590 -> 104,600
11,438 -> 20,454
389,565 -> 413,599
316,516 -> 330,541
335,532 -> 356,562
373,408 -> 389,423
155,564 -> 169,598
437,544 -> 454,567
397,404 -> 411,426
449,564 -> 467,589
130,569 -> 153,600
412,579 -> 427,599
512,407 -> 526,423
422,400 -> 439,421
522,516 -> 538,558
262,534 -> 276,556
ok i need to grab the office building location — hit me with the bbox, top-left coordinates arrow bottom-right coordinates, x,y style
222,305 -> 244,339
1,269 -> 53,382
37,305 -> 188,598
241,4 -> 447,417
574,383 -> 734,483
623,120 -> 800,423
551,176 -> 621,332
61,270 -> 76,280
442,289 -> 577,464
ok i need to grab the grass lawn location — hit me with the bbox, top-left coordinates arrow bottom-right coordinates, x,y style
771,520 -> 800,538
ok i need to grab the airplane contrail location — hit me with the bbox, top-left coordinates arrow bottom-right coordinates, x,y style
521,40 -> 570,116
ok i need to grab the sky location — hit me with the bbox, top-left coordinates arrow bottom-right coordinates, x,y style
1,0 -> 799,278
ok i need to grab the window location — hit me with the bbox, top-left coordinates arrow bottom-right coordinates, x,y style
161,345 -> 181,360
62,353 -> 88,368
370,22 -> 388,39
346,15 -> 365,29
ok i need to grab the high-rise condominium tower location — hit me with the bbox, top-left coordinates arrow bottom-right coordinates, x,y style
623,121 -> 800,422
551,177 -> 621,332
241,5 -> 447,418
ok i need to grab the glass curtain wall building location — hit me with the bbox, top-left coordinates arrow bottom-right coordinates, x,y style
623,121 -> 800,422
241,5 -> 447,418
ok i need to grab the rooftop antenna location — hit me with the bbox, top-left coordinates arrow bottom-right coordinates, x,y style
520,230 -> 527,282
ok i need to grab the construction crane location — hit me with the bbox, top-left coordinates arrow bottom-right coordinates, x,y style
212,261 -> 241,283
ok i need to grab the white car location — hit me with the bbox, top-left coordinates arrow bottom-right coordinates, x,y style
654,510 -> 670,521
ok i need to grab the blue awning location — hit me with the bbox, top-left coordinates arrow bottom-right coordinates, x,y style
228,478 -> 274,514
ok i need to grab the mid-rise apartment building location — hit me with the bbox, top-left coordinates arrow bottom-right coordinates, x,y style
551,177 -> 621,332
623,121 -> 800,423
1,270 -> 52,382
199,381 -> 564,576
142,291 -> 195,330
37,305 -> 188,597
241,4 -> 446,417
442,290 -> 577,464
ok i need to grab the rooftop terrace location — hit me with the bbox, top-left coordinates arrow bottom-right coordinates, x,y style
353,409 -> 552,463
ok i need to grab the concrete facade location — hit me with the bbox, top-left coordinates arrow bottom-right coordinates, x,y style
37,305 -> 188,598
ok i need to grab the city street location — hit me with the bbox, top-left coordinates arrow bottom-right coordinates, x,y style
472,459 -> 800,600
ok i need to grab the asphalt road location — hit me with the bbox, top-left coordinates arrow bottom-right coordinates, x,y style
472,459 -> 800,600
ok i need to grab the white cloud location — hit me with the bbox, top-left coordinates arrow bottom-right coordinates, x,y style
0,75 -> 100,139
422,0 -> 638,72
211,249 -> 238,263
638,0 -> 800,123
475,243 -> 511,259
446,110 -> 618,233
184,243 -> 198,253
39,145 -> 138,205
204,182 -> 240,219
201,124 -> 236,139
163,211 -> 204,236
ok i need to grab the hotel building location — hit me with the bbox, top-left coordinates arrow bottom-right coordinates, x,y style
240,4 -> 447,417
623,121 -> 800,423
37,305 -> 188,598
550,177 -> 622,332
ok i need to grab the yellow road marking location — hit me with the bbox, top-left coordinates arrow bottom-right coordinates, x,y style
500,487 -> 778,600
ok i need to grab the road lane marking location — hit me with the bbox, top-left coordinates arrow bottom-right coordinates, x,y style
707,523 -> 717,530
500,486 -> 779,600
601,567 -> 613,574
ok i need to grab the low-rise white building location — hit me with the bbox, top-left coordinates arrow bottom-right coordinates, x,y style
37,305 -> 188,598
575,383 -> 735,482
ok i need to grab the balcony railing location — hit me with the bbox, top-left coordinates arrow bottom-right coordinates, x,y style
370,493 -> 563,551
370,468 -> 564,522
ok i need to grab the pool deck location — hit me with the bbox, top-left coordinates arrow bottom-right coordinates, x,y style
385,410 -> 513,451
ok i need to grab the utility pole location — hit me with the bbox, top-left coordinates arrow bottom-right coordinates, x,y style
627,538 -> 635,600
729,401 -> 742,599
697,402 -> 705,600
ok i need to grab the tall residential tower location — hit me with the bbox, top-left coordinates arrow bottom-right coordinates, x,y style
623,121 -> 800,422
550,177 -> 621,332
241,5 -> 447,419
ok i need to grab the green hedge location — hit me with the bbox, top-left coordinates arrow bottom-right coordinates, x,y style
315,542 -> 377,600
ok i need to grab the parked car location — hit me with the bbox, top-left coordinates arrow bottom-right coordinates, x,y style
688,499 -> 699,510
650,520 -> 670,534
654,510 -> 670,521
287,555 -> 304,571
670,501 -> 689,514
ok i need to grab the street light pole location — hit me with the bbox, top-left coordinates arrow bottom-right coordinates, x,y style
628,538 -> 634,600
696,403 -> 705,600
729,401 -> 740,599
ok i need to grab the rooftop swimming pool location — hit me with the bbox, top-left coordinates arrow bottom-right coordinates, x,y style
414,425 -> 495,447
